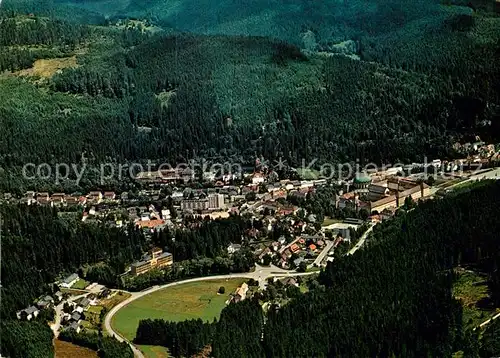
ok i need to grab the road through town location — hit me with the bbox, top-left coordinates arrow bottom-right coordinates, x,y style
104,265 -> 316,358
309,240 -> 334,268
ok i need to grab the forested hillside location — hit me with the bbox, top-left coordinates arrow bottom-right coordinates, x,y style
0,204 -> 147,318
0,203 -> 142,357
0,3 -> 499,193
260,181 -> 500,357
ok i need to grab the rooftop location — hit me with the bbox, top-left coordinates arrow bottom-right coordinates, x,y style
354,172 -> 372,184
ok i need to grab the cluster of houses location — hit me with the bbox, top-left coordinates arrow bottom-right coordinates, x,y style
16,292 -> 63,321
60,294 -> 102,333
258,233 -> 328,269
19,191 -> 117,207
452,138 -> 499,162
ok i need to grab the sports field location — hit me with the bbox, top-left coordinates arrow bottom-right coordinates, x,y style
112,278 -> 244,341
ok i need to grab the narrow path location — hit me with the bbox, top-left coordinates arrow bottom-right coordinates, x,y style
51,292 -> 89,338
477,311 -> 500,330
348,223 -> 375,256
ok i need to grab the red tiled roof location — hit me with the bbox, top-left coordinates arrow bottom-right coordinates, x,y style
136,219 -> 165,228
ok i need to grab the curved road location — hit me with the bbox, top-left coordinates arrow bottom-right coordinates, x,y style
105,265 -> 316,358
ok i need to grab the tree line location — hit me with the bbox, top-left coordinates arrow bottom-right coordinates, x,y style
134,299 -> 264,358
134,318 -> 214,357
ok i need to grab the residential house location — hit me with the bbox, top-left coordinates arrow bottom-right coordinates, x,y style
281,277 -> 298,287
54,291 -> 63,302
65,196 -> 80,206
60,273 -> 79,288
16,306 -> 39,321
68,321 -> 81,333
74,306 -> 84,314
232,283 -> 249,303
103,191 -> 116,201
51,193 -> 66,206
251,172 -> 265,185
37,295 -> 54,309
70,312 -> 82,322
161,209 -> 171,220
136,219 -> 166,231
87,191 -> 103,204
36,192 -> 52,206
22,191 -> 36,205
78,297 -> 90,309
227,243 -> 242,254
290,243 -> 300,254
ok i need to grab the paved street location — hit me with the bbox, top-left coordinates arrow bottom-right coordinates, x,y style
50,292 -> 89,338
309,240 -> 334,268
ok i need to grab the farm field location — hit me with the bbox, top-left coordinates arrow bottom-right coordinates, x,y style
54,339 -> 97,358
111,278 -> 244,341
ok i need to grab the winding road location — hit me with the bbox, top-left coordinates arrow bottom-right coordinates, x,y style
104,264 -> 316,358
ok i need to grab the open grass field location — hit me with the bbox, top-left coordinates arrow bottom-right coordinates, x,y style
17,56 -> 78,79
112,278 -> 244,341
72,278 -> 90,290
54,339 -> 97,358
138,345 -> 170,358
453,269 -> 497,329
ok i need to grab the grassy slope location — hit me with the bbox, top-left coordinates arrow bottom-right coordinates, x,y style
138,345 -> 170,358
54,339 -> 98,358
111,278 -> 244,341
453,269 -> 498,330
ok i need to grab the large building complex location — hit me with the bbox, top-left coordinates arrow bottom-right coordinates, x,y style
180,193 -> 225,211
130,248 -> 173,276
369,177 -> 430,213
